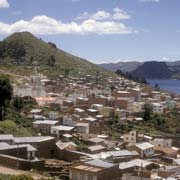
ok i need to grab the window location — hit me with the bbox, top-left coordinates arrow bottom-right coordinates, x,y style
88,174 -> 93,180
80,173 -> 84,180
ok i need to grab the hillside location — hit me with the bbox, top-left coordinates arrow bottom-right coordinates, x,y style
133,61 -> 171,79
0,32 -> 114,78
99,61 -> 143,72
99,60 -> 180,79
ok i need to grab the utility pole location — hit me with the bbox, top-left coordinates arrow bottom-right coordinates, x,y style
16,143 -> 19,169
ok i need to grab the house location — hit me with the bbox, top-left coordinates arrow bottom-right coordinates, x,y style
154,146 -> 178,158
51,125 -> 75,138
0,142 -> 44,170
87,109 -> 99,117
63,100 -> 74,107
151,102 -> 164,114
132,142 -> 154,158
123,130 -> 138,145
82,117 -> 104,135
150,138 -> 172,148
88,137 -> 105,145
35,96 -> 57,106
87,145 -> 106,154
75,123 -> 89,134
158,166 -> 180,179
63,115 -> 76,126
0,134 -> 14,144
74,108 -> 86,118
70,159 -> 119,180
119,159 -> 159,175
33,120 -> 60,134
14,136 -> 56,158
0,142 -> 37,160
56,140 -> 78,161
101,150 -> 139,164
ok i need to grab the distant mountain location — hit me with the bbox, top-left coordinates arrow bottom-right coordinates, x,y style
99,61 -> 143,72
133,61 -> 171,79
99,60 -> 180,79
0,32 -> 114,78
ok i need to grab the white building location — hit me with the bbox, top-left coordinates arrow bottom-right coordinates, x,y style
134,142 -> 154,158
150,138 -> 172,148
151,102 -> 164,114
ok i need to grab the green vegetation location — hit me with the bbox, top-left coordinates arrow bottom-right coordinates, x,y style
0,77 -> 36,136
106,115 -> 133,140
0,78 -> 13,121
0,32 -> 115,79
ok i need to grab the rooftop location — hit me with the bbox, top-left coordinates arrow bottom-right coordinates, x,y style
136,142 -> 154,150
14,136 -> 55,143
85,159 -> 115,168
51,125 -> 74,131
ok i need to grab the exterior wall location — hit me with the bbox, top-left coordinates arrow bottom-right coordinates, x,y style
17,139 -> 56,159
0,147 -> 27,159
70,164 -> 119,180
150,139 -> 172,148
0,154 -> 44,170
123,131 -> 138,144
132,146 -> 154,158
70,170 -> 98,180
75,125 -> 89,134
57,150 -> 82,162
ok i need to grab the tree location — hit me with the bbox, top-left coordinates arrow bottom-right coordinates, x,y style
143,103 -> 152,121
48,55 -> 56,67
13,96 -> 24,112
0,78 -> 13,120
64,68 -> 70,77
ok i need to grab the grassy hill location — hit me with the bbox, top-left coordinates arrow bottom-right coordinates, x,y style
0,32 -> 115,78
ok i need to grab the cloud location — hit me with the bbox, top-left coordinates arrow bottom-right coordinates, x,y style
0,0 -> 9,8
77,8 -> 130,20
138,0 -> 160,2
112,8 -> 131,20
78,11 -> 111,20
0,15 -> 136,35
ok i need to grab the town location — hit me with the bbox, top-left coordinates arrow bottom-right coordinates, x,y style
0,65 -> 180,180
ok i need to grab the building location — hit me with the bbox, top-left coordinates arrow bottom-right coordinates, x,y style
133,142 -> 154,158
151,103 -> 164,114
51,125 -> 75,138
150,138 -> 172,148
70,159 -> 119,180
123,130 -> 138,145
14,136 -> 56,158
33,120 -> 60,134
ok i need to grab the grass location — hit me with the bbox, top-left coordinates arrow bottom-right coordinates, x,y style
1,32 -> 116,79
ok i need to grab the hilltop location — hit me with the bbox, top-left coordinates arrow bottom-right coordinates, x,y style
99,60 -> 180,79
0,32 -> 114,78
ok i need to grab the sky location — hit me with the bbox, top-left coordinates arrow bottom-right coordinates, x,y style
0,0 -> 180,63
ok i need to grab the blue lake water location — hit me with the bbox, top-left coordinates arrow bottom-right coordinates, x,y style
148,79 -> 180,94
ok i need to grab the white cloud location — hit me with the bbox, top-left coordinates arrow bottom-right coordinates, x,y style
112,8 -> 131,20
0,0 -> 9,8
91,11 -> 111,20
77,8 -> 130,21
0,15 -> 136,35
138,0 -> 160,2
77,11 -> 111,20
